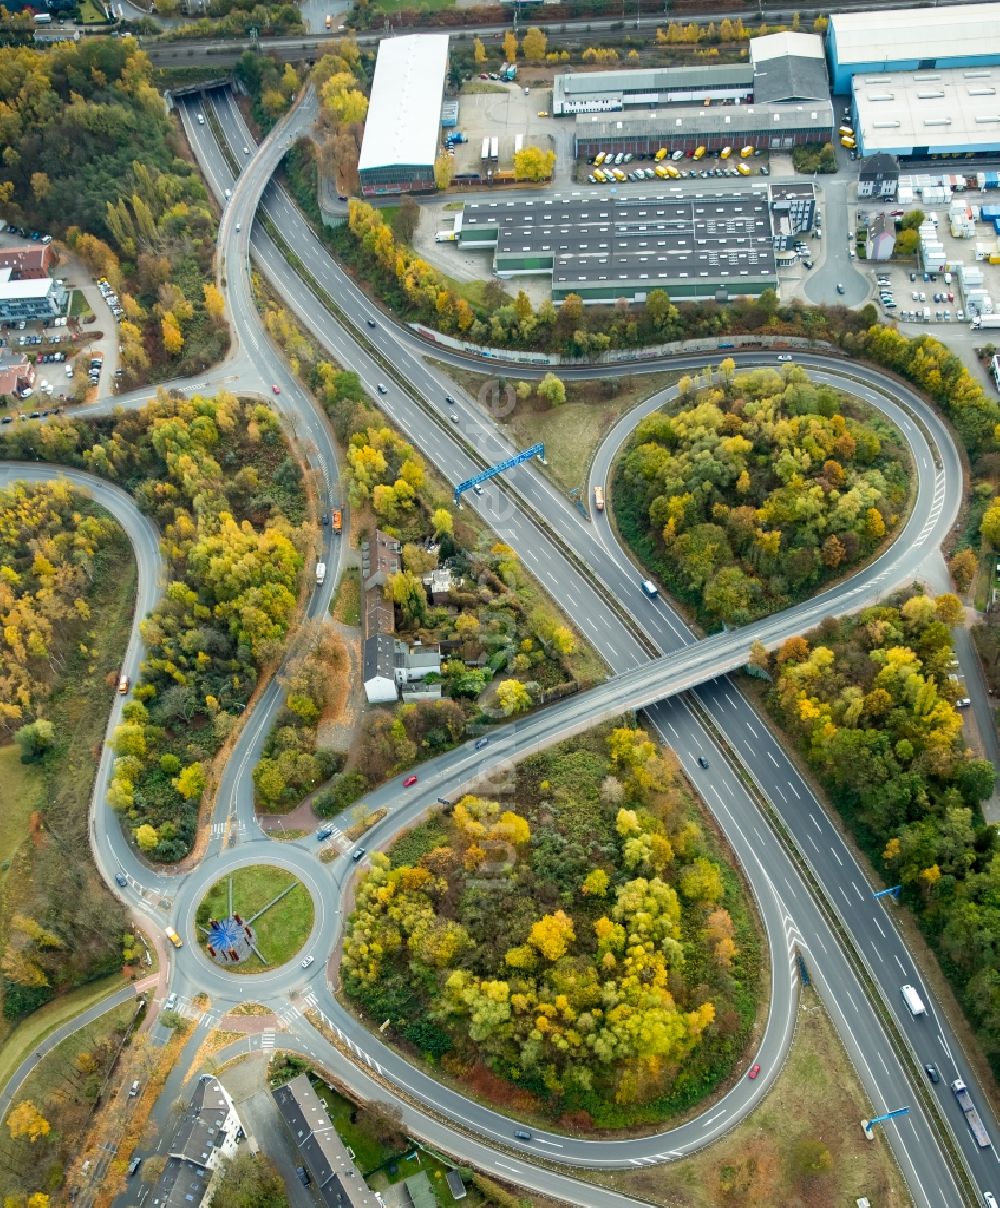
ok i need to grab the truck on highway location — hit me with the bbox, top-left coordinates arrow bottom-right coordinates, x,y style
165,926 -> 183,949
951,1079 -> 991,1148
332,508 -> 343,535
316,561 -> 326,586
972,313 -> 1000,329
593,485 -> 605,512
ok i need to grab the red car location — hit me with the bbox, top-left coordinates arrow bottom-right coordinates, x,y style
271,384 -> 281,395
402,775 -> 418,788
747,1063 -> 761,1080
479,72 -> 488,79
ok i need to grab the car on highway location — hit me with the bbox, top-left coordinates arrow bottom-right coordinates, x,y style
474,737 -> 489,751
377,383 -> 388,395
924,1063 -> 941,1084
836,284 -> 845,294
984,1192 -> 998,1208
271,384 -> 280,395
128,1157 -> 142,1176
697,756 -> 709,769
115,871 -> 128,888
747,1063 -> 761,1080
301,954 -> 315,969
243,145 -> 249,155
403,775 -> 418,787
316,825 -> 333,840
514,1130 -> 532,1141
956,697 -> 971,708
445,395 -> 456,405
367,318 -> 377,328
118,673 -> 130,695
776,354 -> 792,362
351,848 -> 366,862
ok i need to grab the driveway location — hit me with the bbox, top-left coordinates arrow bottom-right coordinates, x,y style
221,1054 -> 317,1206
804,175 -> 869,306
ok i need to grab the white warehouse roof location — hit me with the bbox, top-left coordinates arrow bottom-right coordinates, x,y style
829,4 -> 1000,66
854,65 -> 1000,153
358,34 -> 450,173
0,268 -> 54,300
749,31 -> 824,65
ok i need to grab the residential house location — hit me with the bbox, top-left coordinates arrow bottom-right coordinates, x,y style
858,153 -> 899,200
866,212 -> 896,261
0,246 -> 55,279
361,529 -> 441,704
149,1075 -> 243,1208
272,1073 -> 377,1207
0,354 -> 35,399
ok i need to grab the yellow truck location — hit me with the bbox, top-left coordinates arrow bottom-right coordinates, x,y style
654,147 -> 668,161
594,486 -> 605,512
665,164 -> 682,178
693,145 -> 706,161
737,162 -> 752,175
612,168 -> 626,181
840,137 -> 856,149
654,164 -> 670,179
594,168 -> 606,182
838,125 -> 854,138
720,146 -> 732,159
594,152 -> 606,166
165,926 -> 183,949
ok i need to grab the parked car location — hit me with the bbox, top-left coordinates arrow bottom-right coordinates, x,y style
164,993 -> 177,1012
129,1080 -> 141,1097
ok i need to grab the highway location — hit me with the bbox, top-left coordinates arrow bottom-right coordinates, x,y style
0,75 -> 996,1208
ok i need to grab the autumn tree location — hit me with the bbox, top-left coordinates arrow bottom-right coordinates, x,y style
503,30 -> 518,62
434,152 -> 455,191
473,36 -> 487,64
522,27 -> 547,61
496,679 -> 531,716
536,372 -> 566,406
7,1101 -> 50,1143
513,146 -> 557,181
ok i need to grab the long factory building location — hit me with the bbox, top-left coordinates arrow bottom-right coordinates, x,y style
556,32 -> 833,159
456,190 -> 779,305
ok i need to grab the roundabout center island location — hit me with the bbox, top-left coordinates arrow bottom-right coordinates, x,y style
195,865 -> 314,973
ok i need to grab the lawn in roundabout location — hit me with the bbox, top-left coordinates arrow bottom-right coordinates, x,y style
195,865 -> 314,973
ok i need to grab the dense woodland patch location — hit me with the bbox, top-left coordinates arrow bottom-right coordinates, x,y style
759,594 -> 1000,1074
0,482 -> 131,1021
1,392 -> 307,862
343,726 -> 761,1128
616,365 -> 908,627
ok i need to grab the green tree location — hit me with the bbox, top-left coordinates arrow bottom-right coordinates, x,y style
212,1151 -> 289,1208
536,372 -> 566,406
13,719 -> 55,763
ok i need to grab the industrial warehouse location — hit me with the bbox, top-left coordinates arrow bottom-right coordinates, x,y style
455,191 -> 780,304
826,3 -> 1000,93
357,34 -> 450,196
851,66 -> 1000,160
558,33 -> 833,159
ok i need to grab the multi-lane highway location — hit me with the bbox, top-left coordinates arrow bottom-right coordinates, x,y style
2,76 -> 997,1208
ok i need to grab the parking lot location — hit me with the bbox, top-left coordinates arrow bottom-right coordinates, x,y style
859,203 -> 1000,330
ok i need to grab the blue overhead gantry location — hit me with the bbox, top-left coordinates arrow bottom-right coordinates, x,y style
454,443 -> 545,503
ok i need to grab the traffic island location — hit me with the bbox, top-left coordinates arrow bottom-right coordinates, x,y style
195,865 -> 314,973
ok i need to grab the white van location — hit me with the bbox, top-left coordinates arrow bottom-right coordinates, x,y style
641,579 -> 658,598
901,984 -> 926,1017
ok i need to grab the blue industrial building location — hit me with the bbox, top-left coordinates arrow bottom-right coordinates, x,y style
827,3 -> 1000,94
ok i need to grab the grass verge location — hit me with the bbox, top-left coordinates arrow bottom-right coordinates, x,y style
429,361 -> 684,496
332,567 -> 362,626
0,745 -> 43,871
589,986 -> 907,1207
0,973 -> 127,1096
196,866 -> 314,972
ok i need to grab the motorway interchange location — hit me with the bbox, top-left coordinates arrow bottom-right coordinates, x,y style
2,81 -> 999,1208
